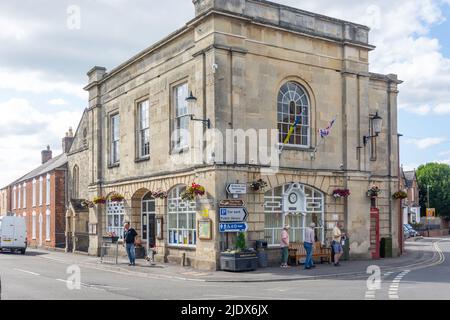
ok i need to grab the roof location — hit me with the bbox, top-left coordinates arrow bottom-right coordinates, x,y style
403,170 -> 416,188
10,153 -> 68,186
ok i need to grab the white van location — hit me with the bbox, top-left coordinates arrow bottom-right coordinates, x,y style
0,215 -> 27,254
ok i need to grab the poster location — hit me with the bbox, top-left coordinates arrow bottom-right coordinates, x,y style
198,219 -> 212,240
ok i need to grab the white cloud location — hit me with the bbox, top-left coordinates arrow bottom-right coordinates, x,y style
0,98 -> 81,187
48,98 -> 68,106
405,137 -> 447,149
434,103 -> 450,114
0,68 -> 86,99
439,150 -> 450,156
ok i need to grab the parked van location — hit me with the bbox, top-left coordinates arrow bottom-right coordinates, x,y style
0,215 -> 27,254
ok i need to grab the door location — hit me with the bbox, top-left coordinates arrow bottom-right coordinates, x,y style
370,208 -> 380,259
0,218 -> 14,248
142,193 -> 156,254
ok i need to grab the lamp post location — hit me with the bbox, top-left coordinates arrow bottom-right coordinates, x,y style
185,91 -> 211,129
427,184 -> 431,237
363,112 -> 383,146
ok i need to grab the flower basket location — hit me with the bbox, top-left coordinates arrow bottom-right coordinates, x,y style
332,189 -> 351,199
93,196 -> 107,205
103,232 -> 119,243
109,193 -> 124,203
392,191 -> 408,200
181,183 -> 206,201
367,186 -> 381,198
151,190 -> 168,199
249,179 -> 268,192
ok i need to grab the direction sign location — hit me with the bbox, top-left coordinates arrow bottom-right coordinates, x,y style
219,207 -> 248,222
219,199 -> 245,208
219,223 -> 248,233
426,208 -> 436,218
226,184 -> 247,195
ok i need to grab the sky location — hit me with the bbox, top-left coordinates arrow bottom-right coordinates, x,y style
0,0 -> 449,187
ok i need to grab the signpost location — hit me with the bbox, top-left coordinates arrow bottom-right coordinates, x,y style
219,207 -> 248,222
219,223 -> 248,233
426,208 -> 436,218
219,199 -> 245,208
226,184 -> 247,198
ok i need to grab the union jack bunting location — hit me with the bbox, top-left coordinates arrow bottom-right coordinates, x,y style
318,118 -> 336,138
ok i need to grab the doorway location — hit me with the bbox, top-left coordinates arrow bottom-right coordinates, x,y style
142,192 -> 156,254
370,208 -> 380,259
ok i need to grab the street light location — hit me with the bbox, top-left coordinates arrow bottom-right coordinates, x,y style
185,91 -> 211,129
363,112 -> 383,146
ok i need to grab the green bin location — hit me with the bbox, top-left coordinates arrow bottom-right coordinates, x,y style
342,238 -> 350,261
380,237 -> 393,258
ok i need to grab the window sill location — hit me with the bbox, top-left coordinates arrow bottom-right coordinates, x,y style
135,156 -> 150,163
170,146 -> 189,155
167,245 -> 196,250
278,144 -> 314,152
108,163 -> 120,169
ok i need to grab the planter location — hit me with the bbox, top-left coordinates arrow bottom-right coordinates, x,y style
220,252 -> 258,272
102,236 -> 119,244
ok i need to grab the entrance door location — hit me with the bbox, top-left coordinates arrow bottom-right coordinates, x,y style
142,193 -> 156,254
370,208 -> 380,259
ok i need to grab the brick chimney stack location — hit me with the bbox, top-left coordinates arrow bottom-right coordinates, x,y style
41,145 -> 52,164
62,127 -> 75,154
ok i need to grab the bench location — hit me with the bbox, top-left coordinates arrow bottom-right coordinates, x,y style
288,242 -> 332,265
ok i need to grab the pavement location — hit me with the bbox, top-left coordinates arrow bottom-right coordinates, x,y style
30,236 -> 442,283
1,236 -> 449,300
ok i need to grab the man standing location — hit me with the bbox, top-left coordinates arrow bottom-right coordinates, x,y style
280,225 -> 290,268
124,222 -> 138,266
304,223 -> 316,270
332,222 -> 345,266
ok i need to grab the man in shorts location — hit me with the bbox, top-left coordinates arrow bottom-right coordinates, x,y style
332,222 -> 345,266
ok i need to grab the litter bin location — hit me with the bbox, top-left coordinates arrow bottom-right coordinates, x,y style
380,237 -> 393,258
255,240 -> 268,268
342,237 -> 350,261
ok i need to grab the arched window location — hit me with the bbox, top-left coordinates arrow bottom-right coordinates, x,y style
264,184 -> 324,246
277,82 -> 310,147
72,165 -> 79,199
167,185 -> 196,246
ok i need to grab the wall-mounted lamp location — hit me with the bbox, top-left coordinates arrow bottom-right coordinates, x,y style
363,112 -> 383,146
185,91 -> 211,129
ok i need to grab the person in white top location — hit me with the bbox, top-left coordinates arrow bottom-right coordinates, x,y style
280,225 -> 290,268
303,223 -> 316,270
332,222 -> 345,266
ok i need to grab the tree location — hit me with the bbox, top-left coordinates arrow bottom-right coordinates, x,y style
416,163 -> 450,219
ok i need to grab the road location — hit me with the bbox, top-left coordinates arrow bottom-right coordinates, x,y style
0,238 -> 449,300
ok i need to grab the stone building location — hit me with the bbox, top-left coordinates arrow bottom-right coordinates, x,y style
8,132 -> 72,249
69,0 -> 402,270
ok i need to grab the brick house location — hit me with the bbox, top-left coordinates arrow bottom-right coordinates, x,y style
400,169 -> 421,224
9,131 -> 73,249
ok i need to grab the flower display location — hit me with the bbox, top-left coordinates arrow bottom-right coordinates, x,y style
151,190 -> 168,199
392,191 -> 408,200
109,193 -> 125,203
181,183 -> 206,201
367,186 -> 381,198
249,179 -> 268,192
332,189 -> 351,199
93,196 -> 107,205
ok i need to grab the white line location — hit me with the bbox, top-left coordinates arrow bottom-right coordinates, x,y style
14,268 -> 40,276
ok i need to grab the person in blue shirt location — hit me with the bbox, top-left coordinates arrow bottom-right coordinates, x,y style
123,222 -> 138,266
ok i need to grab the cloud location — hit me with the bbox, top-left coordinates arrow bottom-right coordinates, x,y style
48,98 -> 68,106
434,103 -> 450,114
0,98 -> 80,187
0,68 -> 86,99
405,137 -> 447,149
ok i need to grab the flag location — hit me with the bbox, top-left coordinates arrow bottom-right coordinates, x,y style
318,118 -> 336,139
283,116 -> 301,145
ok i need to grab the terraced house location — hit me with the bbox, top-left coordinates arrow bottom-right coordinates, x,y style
67,0 -> 402,270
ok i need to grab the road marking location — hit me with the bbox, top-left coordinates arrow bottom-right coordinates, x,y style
388,270 -> 411,300
14,268 -> 40,276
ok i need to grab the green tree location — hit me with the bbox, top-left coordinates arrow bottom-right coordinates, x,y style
416,163 -> 450,218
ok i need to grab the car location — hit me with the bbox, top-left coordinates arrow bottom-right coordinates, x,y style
403,225 -> 411,239
0,215 -> 27,254
404,224 -> 420,237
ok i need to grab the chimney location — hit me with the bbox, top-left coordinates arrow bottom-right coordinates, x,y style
41,145 -> 52,164
62,127 -> 75,154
